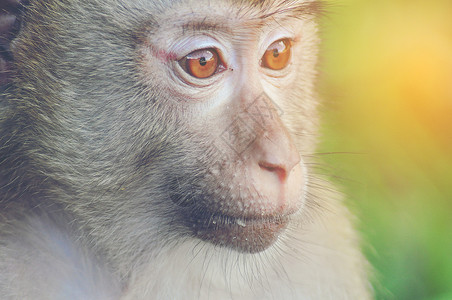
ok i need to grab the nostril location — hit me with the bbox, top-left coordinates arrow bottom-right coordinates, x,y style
259,161 -> 287,183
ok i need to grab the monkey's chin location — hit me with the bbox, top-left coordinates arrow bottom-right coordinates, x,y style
190,213 -> 289,254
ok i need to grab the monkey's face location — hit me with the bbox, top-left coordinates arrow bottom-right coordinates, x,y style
130,1 -> 320,253
11,0 -> 320,256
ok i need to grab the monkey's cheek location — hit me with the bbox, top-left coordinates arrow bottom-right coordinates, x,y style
194,217 -> 289,253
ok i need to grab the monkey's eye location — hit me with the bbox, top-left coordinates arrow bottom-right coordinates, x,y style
261,38 -> 292,70
179,48 -> 224,79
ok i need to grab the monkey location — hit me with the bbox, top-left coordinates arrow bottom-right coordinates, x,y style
0,0 -> 371,299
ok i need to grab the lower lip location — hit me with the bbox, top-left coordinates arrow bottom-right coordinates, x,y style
191,214 -> 290,253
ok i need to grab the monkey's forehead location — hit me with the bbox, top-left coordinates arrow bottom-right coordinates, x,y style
155,0 -> 322,21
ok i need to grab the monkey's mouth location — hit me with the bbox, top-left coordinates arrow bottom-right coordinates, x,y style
188,212 -> 290,253
170,189 -> 293,253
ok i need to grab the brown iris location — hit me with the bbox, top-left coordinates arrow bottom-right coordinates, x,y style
181,48 -> 220,79
261,38 -> 292,70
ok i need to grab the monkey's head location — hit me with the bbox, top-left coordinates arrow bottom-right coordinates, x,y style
1,0 -> 321,260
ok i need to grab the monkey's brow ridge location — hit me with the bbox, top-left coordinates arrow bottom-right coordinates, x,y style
180,20 -> 231,34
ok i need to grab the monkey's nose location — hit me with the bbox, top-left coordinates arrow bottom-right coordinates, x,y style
248,128 -> 303,215
250,154 -> 303,216
255,126 -> 301,184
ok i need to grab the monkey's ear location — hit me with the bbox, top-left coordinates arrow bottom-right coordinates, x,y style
0,0 -> 27,87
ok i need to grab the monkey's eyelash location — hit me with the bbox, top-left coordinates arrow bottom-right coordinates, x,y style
178,48 -> 227,79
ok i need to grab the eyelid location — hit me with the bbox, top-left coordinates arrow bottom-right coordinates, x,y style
169,35 -> 226,60
259,29 -> 295,58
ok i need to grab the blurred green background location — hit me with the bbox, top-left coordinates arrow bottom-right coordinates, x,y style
318,0 -> 452,299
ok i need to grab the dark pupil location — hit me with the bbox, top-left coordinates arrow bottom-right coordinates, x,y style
199,57 -> 207,66
273,49 -> 279,58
